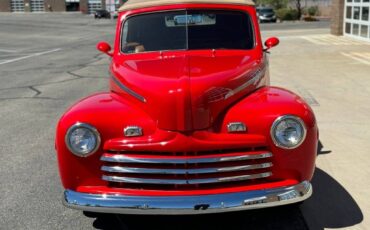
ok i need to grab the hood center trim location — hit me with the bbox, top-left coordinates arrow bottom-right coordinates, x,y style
111,74 -> 147,103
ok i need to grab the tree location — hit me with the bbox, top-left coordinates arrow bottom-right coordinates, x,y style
290,0 -> 303,20
255,0 -> 288,10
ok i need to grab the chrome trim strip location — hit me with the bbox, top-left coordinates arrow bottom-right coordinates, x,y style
63,181 -> 312,215
224,64 -> 266,99
111,75 -> 146,103
100,152 -> 272,164
101,172 -> 272,184
101,162 -> 272,174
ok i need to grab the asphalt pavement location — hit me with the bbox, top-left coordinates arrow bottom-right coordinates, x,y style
0,13 -> 368,229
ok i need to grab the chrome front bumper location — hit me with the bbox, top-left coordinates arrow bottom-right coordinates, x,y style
63,181 -> 312,215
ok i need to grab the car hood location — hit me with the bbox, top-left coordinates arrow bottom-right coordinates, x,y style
111,51 -> 267,131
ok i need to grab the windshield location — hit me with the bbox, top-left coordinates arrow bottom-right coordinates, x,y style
259,9 -> 274,14
121,10 -> 254,53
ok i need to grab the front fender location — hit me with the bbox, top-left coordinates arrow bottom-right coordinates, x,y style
55,92 -> 156,189
221,86 -> 318,181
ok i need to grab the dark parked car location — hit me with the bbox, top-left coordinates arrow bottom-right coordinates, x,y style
94,10 -> 111,19
256,7 -> 277,23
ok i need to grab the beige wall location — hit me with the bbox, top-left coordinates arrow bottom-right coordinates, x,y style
330,0 -> 345,35
46,0 -> 66,12
0,0 -> 10,12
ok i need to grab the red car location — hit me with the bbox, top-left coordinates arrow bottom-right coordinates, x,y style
56,0 -> 318,215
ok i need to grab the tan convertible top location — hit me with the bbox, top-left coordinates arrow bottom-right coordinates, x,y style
119,0 -> 255,12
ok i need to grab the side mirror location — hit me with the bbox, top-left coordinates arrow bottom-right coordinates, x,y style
264,37 -> 279,51
96,41 -> 112,56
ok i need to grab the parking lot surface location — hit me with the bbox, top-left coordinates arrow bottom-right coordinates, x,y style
0,13 -> 368,229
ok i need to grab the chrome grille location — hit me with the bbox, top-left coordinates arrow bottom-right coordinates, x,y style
100,150 -> 273,189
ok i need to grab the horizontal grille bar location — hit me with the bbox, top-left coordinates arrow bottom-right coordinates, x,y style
102,172 -> 272,185
100,152 -> 272,164
101,162 -> 273,175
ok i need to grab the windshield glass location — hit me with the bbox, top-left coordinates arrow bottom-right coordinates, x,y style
259,9 -> 274,14
121,10 -> 254,53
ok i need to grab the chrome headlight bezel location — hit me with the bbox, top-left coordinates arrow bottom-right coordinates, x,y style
65,122 -> 101,157
270,115 -> 307,149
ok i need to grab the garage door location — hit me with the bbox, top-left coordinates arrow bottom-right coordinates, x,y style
11,0 -> 25,12
88,0 -> 102,14
344,0 -> 370,41
30,0 -> 45,12
106,0 -> 119,12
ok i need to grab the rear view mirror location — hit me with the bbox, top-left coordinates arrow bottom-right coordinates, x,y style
165,14 -> 216,27
264,37 -> 279,51
96,41 -> 112,56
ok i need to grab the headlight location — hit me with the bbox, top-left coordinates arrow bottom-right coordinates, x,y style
271,115 -> 306,149
65,123 -> 101,157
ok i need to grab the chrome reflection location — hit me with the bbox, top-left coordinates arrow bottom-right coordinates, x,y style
100,152 -> 273,164
101,172 -> 272,185
63,181 -> 312,215
111,74 -> 146,103
101,162 -> 272,175
227,122 -> 247,132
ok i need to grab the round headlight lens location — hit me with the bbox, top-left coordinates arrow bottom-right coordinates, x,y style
65,123 -> 100,157
271,115 -> 306,149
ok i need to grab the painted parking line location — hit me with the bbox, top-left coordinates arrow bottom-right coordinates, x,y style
296,87 -> 320,106
0,48 -> 18,53
342,52 -> 370,65
262,34 -> 327,41
0,48 -> 61,65
276,35 -> 307,40
301,35 -> 369,46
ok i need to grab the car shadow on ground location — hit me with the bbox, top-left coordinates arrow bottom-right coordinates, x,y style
85,205 -> 308,230
85,141 -> 363,230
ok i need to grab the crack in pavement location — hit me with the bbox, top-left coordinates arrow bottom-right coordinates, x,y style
0,53 -> 108,101
0,97 -> 62,101
29,86 -> 41,97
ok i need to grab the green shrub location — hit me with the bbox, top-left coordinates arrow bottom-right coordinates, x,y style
255,0 -> 288,10
276,8 -> 299,21
307,6 -> 319,16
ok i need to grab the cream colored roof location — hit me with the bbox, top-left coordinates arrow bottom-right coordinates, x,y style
119,0 -> 255,12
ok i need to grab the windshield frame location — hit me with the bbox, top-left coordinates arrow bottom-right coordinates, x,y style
119,9 -> 256,55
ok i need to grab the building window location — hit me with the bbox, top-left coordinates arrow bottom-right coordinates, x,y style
362,7 -> 369,20
353,7 -> 360,19
353,24 -> 360,35
345,23 -> 352,34
346,6 -> 352,19
344,0 -> 370,40
360,25 -> 368,37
